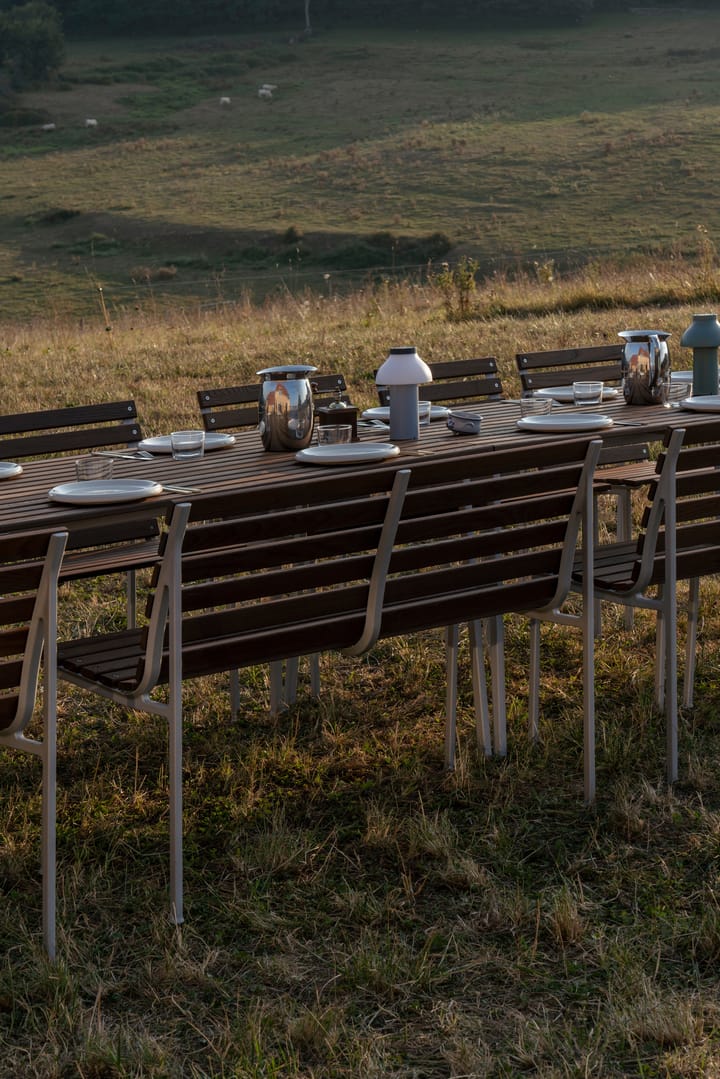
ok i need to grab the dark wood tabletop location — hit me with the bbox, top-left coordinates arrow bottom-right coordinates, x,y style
1,398 -> 717,537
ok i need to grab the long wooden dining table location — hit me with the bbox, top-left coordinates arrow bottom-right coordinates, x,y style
2,397 -> 720,538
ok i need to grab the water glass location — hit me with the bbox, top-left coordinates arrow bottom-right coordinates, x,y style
572,381 -> 604,406
317,424 -> 352,446
75,455 -> 113,481
170,429 -> 205,460
520,396 -> 552,418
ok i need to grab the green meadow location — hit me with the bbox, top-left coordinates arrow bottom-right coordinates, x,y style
3,9 -> 720,1077
2,8 -> 720,319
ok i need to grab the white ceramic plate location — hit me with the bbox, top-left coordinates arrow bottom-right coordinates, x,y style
361,403 -> 448,423
48,479 -> 164,505
295,443 -> 401,466
517,413 -> 614,433
534,386 -> 619,403
680,395 -> 720,413
138,432 -> 236,453
0,462 -> 22,479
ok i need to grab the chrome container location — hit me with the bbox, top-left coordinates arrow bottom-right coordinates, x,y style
257,364 -> 317,451
619,329 -> 671,406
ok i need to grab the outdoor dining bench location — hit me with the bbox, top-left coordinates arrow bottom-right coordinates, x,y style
53,433 -> 601,933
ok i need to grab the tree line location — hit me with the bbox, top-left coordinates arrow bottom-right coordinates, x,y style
0,0 -> 715,87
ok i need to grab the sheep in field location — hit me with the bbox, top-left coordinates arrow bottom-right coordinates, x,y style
85,118 -> 98,128
219,96 -> 231,106
258,87 -> 273,99
41,123 -> 56,131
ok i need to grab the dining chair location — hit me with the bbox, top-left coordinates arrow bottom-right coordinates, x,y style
381,437 -> 601,800
526,427 -> 688,785
0,527 -> 68,959
375,355 -> 505,744
56,469 -> 411,926
0,400 -> 157,626
515,344 -> 659,631
196,373 -> 351,710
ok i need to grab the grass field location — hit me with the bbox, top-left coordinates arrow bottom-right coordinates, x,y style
2,263 -> 720,1075
2,9 -> 720,318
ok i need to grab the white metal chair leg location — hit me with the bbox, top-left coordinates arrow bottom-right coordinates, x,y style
616,489 -> 635,630
468,620 -> 492,756
654,589 -> 666,713
444,624 -> 460,770
528,618 -> 541,742
684,577 -> 700,709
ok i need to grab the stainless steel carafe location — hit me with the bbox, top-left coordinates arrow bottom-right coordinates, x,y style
619,330 -> 671,406
257,364 -> 317,451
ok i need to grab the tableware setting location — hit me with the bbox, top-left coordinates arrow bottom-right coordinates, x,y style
0,461 -> 23,480
48,478 -> 165,505
446,410 -> 482,436
679,395 -> 720,413
138,432 -> 235,454
516,412 -> 615,433
361,401 -> 441,426
534,385 -> 619,403
295,443 -> 401,467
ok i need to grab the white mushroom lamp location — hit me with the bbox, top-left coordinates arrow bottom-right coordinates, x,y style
375,346 -> 433,441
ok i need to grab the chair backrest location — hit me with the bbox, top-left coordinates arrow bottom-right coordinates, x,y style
515,345 -> 624,395
170,437 -> 598,682
0,401 -> 142,460
664,420 -> 720,585
0,530 -> 67,737
376,356 -> 503,406
197,374 -> 349,432
61,437 -> 601,697
377,437 -> 600,638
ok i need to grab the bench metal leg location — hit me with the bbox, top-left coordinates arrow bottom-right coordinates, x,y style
528,618 -> 541,742
479,616 -> 505,756
126,569 -> 138,628
684,577 -> 700,710
444,624 -> 460,770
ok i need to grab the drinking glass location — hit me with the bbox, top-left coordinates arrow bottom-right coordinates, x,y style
520,396 -> 552,418
75,455 -> 113,481
317,424 -> 352,446
572,381 -> 604,406
170,430 -> 205,460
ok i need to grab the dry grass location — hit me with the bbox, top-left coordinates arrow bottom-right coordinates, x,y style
3,271 -> 720,1076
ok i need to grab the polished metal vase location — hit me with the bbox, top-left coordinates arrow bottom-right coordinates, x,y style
257,364 -> 317,451
619,329 -> 671,406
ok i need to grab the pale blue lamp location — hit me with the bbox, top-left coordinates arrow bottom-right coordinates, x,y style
680,313 -> 720,397
375,347 -> 432,441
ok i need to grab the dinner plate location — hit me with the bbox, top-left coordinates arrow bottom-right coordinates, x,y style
48,479 -> 164,505
0,462 -> 22,480
516,413 -> 614,433
534,386 -> 619,403
361,403 -> 448,423
295,443 -> 401,466
138,432 -> 236,453
680,395 -> 720,413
